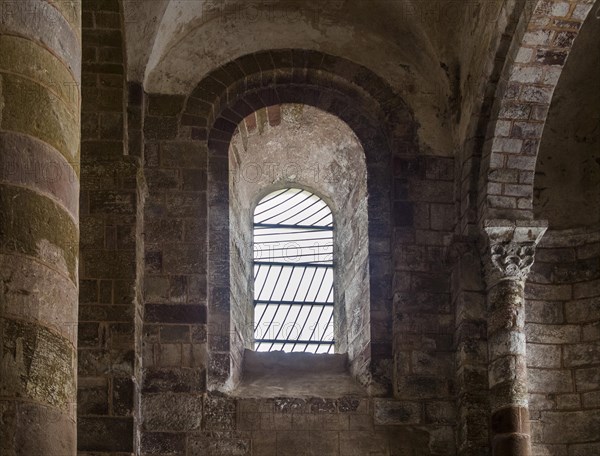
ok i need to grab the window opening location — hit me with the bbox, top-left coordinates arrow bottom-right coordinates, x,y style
253,188 -> 334,353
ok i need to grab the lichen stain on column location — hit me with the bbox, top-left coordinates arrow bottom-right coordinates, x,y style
0,1 -> 81,455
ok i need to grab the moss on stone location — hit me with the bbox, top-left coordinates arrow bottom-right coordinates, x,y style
1,318 -> 75,410
0,185 -> 78,282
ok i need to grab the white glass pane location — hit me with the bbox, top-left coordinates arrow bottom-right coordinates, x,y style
270,267 -> 293,301
253,188 -> 335,352
304,269 -> 326,302
315,269 -> 334,302
281,268 -> 305,301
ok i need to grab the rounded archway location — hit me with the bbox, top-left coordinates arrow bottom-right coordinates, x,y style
527,9 -> 600,454
534,10 -> 600,229
228,104 -> 370,367
478,0 -> 599,222
176,50 -> 416,394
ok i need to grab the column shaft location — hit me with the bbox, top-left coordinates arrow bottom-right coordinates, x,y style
487,278 -> 530,455
483,220 -> 547,456
0,1 -> 81,455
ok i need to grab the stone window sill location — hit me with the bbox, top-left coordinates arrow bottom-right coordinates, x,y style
230,349 -> 366,398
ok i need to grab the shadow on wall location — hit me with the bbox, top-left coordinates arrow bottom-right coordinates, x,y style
528,9 -> 600,455
534,10 -> 600,229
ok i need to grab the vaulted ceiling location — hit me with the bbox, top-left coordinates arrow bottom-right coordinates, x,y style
122,0 -> 522,155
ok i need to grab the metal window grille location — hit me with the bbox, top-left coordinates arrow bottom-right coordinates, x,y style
253,188 -> 334,353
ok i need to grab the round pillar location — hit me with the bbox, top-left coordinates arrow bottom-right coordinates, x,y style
0,1 -> 81,455
483,221 -> 547,456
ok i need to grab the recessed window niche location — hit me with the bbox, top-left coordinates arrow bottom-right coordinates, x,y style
228,104 -> 371,394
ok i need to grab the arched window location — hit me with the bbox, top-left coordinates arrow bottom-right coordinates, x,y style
253,188 -> 334,353
226,104 -> 373,388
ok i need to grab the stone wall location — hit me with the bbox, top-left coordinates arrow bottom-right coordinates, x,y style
450,237 -> 490,456
140,394 -> 456,455
534,7 -> 600,229
527,227 -> 600,455
67,3 -> 600,455
392,155 -> 458,452
139,91 -> 209,453
77,0 -> 139,453
526,8 -> 600,455
175,50 -> 411,394
479,0 -> 597,223
133,48 -> 460,454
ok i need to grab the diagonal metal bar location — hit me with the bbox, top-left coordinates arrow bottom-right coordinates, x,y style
254,265 -> 283,333
277,197 -> 322,225
253,188 -> 335,353
256,191 -> 314,223
255,264 -> 272,301
255,188 -> 291,208
254,263 -> 262,281
266,266 -> 296,351
254,188 -> 300,216
296,205 -> 330,226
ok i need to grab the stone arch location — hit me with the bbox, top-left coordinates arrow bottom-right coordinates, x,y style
228,104 -> 370,386
525,7 -> 600,453
478,0 -> 599,222
178,49 -> 418,393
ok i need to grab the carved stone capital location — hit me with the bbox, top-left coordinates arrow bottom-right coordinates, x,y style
482,219 -> 547,285
489,242 -> 536,280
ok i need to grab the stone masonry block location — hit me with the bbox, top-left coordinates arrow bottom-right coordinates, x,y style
374,399 -> 422,425
141,393 -> 203,431
527,343 -> 561,368
528,368 -> 573,393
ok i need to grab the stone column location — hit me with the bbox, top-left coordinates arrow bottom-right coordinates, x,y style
0,1 -> 81,455
482,220 -> 547,456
